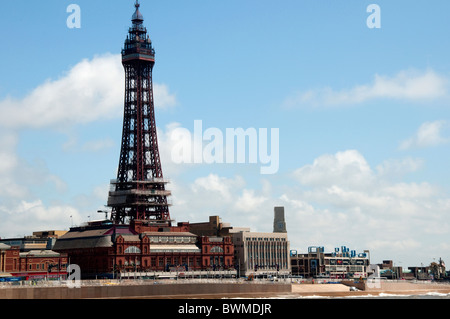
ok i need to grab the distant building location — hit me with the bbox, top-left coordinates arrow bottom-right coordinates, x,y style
188,216 -> 240,237
0,230 -> 67,252
189,208 -> 291,278
0,243 -> 19,275
290,246 -> 370,279
376,260 -> 432,280
0,231 -> 68,280
232,230 -> 290,278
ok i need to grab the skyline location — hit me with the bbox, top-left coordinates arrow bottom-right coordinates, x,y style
1,0 -> 450,267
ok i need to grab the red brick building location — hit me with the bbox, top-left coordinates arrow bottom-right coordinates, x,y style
0,244 -> 19,274
53,220 -> 234,278
0,243 -> 68,280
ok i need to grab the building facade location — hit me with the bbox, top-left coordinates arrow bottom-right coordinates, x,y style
189,208 -> 291,278
0,240 -> 68,280
0,244 -> 19,274
53,220 -> 234,278
232,230 -> 290,278
290,246 -> 370,279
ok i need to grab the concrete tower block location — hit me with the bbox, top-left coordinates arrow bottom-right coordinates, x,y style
273,206 -> 287,233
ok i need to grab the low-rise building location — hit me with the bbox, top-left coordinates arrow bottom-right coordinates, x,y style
232,230 -> 290,277
0,230 -> 67,252
0,237 -> 68,280
189,207 -> 291,278
291,246 -> 370,279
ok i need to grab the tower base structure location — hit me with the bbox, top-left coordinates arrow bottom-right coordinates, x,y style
107,179 -> 172,225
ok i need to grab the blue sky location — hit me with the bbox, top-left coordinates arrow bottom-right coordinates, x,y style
1,0 -> 450,268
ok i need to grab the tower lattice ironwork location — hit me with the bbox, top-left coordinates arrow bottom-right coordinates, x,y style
108,1 -> 171,225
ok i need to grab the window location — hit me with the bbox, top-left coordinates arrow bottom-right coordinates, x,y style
210,246 -> 224,253
124,246 -> 141,254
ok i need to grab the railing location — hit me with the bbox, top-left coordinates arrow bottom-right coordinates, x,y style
0,274 -> 293,289
122,46 -> 155,58
108,189 -> 172,196
110,178 -> 171,185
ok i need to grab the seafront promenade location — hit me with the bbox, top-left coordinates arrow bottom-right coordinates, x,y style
1,278 -> 450,299
0,278 -> 291,299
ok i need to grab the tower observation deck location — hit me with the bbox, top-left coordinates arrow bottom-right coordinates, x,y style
108,1 -> 172,225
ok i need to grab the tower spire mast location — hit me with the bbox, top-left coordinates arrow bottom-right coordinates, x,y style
108,1 -> 172,225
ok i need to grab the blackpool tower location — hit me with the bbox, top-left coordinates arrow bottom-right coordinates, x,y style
107,1 -> 172,225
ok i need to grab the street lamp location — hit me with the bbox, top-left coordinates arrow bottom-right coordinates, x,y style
97,210 -> 109,220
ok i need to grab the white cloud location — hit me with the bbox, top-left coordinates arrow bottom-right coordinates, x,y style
284,69 -> 448,108
294,150 -> 374,189
0,200 -> 82,236
62,135 -> 115,153
0,130 -> 19,175
400,120 -> 450,150
370,239 -> 422,253
154,83 -> 178,110
283,149 -> 450,264
376,157 -> 424,179
235,189 -> 267,213
0,130 -> 29,202
191,174 -> 245,201
0,54 -> 177,130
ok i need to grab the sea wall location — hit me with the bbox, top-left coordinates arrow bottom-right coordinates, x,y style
0,282 -> 291,299
342,280 -> 450,292
366,281 -> 449,292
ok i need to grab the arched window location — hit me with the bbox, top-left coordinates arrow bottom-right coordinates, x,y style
124,246 -> 142,254
210,246 -> 224,253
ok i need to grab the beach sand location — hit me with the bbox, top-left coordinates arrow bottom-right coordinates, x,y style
149,282 -> 450,299
284,282 -> 450,298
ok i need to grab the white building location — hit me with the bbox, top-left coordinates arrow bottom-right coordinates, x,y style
230,207 -> 290,277
232,230 -> 290,278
